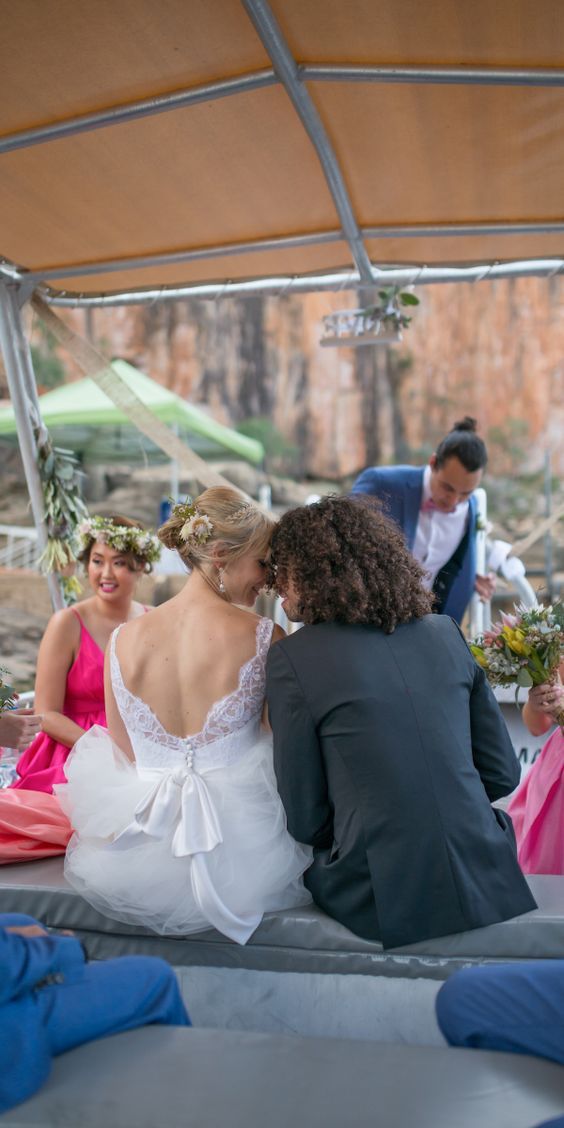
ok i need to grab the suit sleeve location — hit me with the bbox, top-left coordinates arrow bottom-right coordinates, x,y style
468,661 -> 521,800
266,642 -> 333,848
447,620 -> 521,801
350,467 -> 381,496
0,923 -> 85,1005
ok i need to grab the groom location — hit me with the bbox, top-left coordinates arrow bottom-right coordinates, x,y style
351,416 -> 495,622
266,495 -> 535,950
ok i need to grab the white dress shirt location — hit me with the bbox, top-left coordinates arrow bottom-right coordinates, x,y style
412,466 -> 470,589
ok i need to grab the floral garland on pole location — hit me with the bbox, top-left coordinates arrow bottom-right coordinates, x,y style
36,430 -> 88,604
0,667 -> 17,714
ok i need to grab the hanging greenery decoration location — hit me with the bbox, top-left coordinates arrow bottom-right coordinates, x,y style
363,286 -> 420,332
0,667 -> 17,714
36,430 -> 88,604
320,286 -> 420,347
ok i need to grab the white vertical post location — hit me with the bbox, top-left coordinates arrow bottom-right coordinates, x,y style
0,282 -> 64,610
169,422 -> 180,503
468,486 -> 489,637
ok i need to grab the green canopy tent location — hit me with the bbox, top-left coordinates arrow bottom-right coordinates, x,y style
0,358 -> 264,466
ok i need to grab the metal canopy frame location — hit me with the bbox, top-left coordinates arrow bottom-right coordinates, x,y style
2,0 -> 564,304
1,0 -> 564,615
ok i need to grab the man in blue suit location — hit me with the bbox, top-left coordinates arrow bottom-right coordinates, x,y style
351,416 -> 494,623
0,913 -> 190,1113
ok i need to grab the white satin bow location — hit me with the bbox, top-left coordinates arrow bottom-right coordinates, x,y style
113,766 -> 223,858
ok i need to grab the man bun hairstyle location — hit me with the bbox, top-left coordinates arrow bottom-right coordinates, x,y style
158,487 -> 274,573
434,416 -> 487,472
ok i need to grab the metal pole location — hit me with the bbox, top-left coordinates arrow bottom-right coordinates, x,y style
7,288 -> 48,435
0,283 -> 63,609
544,451 -> 554,601
242,0 -> 374,285
0,70 -> 277,155
469,487 -> 489,637
42,256 -> 564,307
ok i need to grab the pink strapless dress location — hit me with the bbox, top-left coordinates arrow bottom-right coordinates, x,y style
0,613 -> 105,863
507,726 -> 564,874
10,612 -> 106,794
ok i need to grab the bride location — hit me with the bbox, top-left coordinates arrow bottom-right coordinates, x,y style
57,488 -> 312,944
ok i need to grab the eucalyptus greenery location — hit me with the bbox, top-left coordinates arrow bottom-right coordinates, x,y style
364,286 -> 420,332
36,430 -> 88,603
0,667 -> 17,714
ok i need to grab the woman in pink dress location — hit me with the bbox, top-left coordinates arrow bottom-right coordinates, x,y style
0,515 -> 159,862
507,661 -> 564,874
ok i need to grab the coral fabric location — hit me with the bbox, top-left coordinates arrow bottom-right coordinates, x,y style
0,789 -> 71,863
10,612 -> 106,795
508,727 -> 564,874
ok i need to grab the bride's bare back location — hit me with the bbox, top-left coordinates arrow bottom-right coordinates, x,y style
105,570 -> 281,756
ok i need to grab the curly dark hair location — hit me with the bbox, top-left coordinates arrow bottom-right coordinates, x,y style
270,495 -> 433,631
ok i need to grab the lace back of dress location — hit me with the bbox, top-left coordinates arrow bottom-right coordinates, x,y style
201,616 -> 274,743
109,618 -> 274,753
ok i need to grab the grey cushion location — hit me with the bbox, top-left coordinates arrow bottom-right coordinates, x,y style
1,859 -> 564,979
2,1027 -> 564,1128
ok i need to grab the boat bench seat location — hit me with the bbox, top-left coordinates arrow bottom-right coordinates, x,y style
1,1026 -> 564,1128
0,858 -> 563,980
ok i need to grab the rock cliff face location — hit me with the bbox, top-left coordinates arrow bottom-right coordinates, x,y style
30,276 -> 564,479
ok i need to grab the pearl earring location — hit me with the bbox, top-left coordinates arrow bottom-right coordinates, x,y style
218,568 -> 225,594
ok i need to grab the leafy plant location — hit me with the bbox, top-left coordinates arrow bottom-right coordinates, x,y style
0,667 -> 17,714
36,433 -> 88,603
364,287 -> 420,332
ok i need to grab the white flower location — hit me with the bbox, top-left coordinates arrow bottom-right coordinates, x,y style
179,512 -> 214,543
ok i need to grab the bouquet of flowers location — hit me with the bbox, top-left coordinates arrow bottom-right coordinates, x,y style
0,667 -> 17,715
470,602 -> 564,730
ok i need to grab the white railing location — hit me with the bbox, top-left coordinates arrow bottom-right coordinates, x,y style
0,524 -> 40,570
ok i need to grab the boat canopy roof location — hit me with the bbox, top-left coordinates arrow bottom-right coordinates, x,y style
1,0 -> 564,305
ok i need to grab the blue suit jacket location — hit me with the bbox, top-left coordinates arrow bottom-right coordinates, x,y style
0,919 -> 85,1112
351,465 -> 478,623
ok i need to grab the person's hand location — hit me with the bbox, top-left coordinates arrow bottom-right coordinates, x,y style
0,710 -> 43,750
5,924 -> 49,938
528,681 -> 564,720
474,572 -> 496,601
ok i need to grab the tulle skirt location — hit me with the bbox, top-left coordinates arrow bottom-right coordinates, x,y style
56,726 -> 312,944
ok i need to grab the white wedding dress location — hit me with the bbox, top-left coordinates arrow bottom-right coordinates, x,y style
58,617 -> 312,944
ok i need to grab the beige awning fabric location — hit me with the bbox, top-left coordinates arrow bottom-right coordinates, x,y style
1,0 -> 564,301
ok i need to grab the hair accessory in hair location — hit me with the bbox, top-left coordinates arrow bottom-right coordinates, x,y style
76,516 -> 161,564
173,499 -> 214,545
225,502 -> 253,524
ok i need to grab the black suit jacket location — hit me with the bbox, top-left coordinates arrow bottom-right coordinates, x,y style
266,614 -> 536,949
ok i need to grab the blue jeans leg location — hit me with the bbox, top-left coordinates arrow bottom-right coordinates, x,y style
0,913 -> 41,927
38,956 -> 190,1056
437,961 -> 564,1065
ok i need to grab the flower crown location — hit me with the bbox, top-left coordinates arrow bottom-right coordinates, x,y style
173,500 -> 214,546
76,516 -> 162,565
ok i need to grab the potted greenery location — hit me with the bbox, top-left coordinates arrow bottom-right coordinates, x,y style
363,286 -> 420,342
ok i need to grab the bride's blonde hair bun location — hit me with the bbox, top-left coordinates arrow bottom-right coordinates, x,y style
158,487 -> 273,571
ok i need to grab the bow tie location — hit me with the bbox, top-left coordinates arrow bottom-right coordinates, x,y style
420,498 -> 438,513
